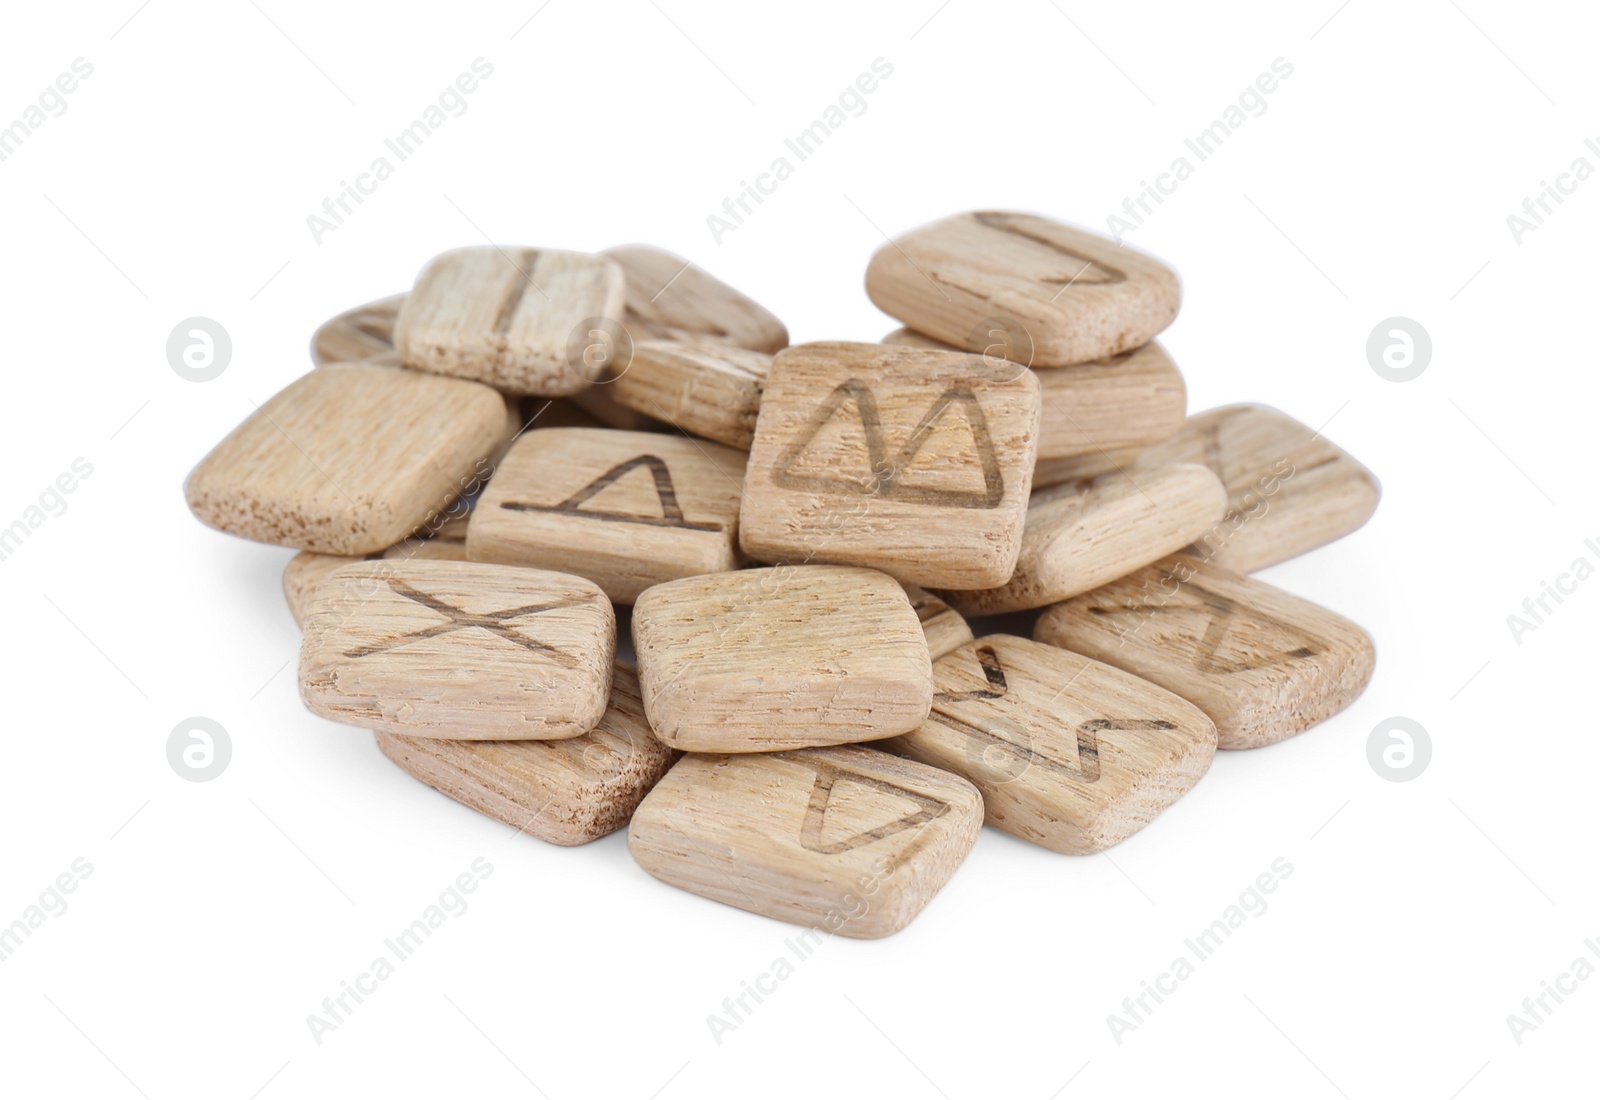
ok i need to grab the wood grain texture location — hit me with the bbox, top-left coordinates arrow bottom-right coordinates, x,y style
612,337 -> 771,448
942,464 -> 1227,615
632,566 -> 933,752
1035,554 -> 1375,750
1031,404 -> 1381,572
374,664 -> 676,845
311,293 -> 405,366
903,584 -> 973,660
283,515 -> 474,626
394,246 -> 625,396
739,342 -> 1041,589
185,364 -> 506,554
284,551 -> 366,628
883,328 -> 1185,459
884,635 -> 1216,854
603,244 -> 788,352
864,211 -> 1180,367
629,745 -> 982,938
469,428 -> 748,603
300,560 -> 615,740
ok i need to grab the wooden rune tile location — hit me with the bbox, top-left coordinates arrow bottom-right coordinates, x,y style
394,246 -> 626,396
299,560 -> 615,740
739,341 -> 1041,589
628,745 -> 982,938
942,463 -> 1227,616
1036,554 -> 1375,749
884,635 -> 1216,854
185,363 -> 507,555
612,337 -> 772,449
865,211 -> 1180,366
469,428 -> 748,603
1031,404 -> 1380,572
311,293 -> 406,366
631,566 -> 933,752
375,663 -> 676,845
602,244 -> 787,352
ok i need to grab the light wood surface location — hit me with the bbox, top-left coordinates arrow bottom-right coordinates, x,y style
311,293 -> 405,366
300,560 -> 615,740
374,663 -> 676,845
1031,404 -> 1380,572
284,514 -> 475,625
394,246 -> 626,396
613,337 -> 771,449
1035,554 -> 1375,749
864,211 -> 1180,366
284,551 -> 366,628
469,428 -> 748,603
629,744 -> 982,938
185,363 -> 506,554
942,464 -> 1227,615
632,566 -> 933,752
883,328 -> 1185,459
903,584 -> 973,660
603,244 -> 788,353
739,341 -> 1041,589
884,635 -> 1216,854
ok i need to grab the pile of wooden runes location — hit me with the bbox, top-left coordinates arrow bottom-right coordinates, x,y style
186,211 -> 1378,938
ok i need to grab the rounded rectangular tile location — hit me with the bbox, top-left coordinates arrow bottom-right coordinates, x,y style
1031,404 -> 1380,572
603,244 -> 787,353
629,745 -> 982,938
885,635 -> 1217,854
865,211 -> 1180,366
1035,554 -> 1375,749
394,246 -> 626,396
468,428 -> 748,604
632,565 -> 933,752
943,463 -> 1226,615
311,292 -> 406,366
374,664 -> 676,845
299,560 -> 615,740
185,364 -> 506,555
739,341 -> 1041,589
613,337 -> 771,449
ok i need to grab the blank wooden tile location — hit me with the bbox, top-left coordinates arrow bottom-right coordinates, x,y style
629,745 -> 982,938
865,211 -> 1180,367
632,566 -> 933,752
1036,554 -> 1375,749
300,560 -> 614,740
883,328 -> 1186,459
394,246 -> 625,396
1031,404 -> 1381,572
374,664 -> 676,845
612,337 -> 771,448
469,428 -> 747,603
942,464 -> 1226,616
903,584 -> 973,660
311,293 -> 405,366
739,342 -> 1041,589
185,364 -> 507,555
603,244 -> 787,352
885,635 -> 1215,853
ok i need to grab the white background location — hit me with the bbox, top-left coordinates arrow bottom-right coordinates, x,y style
2,1 -> 1595,1096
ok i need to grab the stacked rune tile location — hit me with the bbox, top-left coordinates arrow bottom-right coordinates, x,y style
186,213 -> 1379,938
